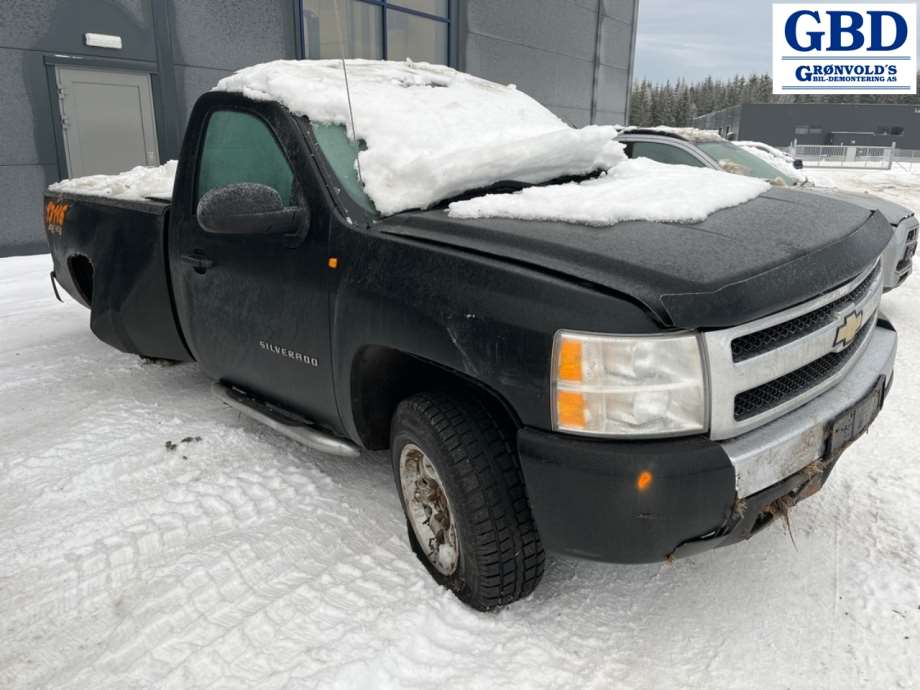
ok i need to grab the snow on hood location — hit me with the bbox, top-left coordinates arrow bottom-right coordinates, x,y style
48,161 -> 177,201
213,59 -> 625,215
447,157 -> 771,227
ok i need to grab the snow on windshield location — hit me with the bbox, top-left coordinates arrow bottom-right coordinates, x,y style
48,160 -> 177,201
213,59 -> 625,215
448,158 -> 770,226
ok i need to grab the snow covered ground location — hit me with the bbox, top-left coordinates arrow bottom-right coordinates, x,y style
2,171 -> 920,688
809,167 -> 920,212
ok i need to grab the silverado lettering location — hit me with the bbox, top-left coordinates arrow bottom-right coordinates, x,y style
259,340 -> 319,367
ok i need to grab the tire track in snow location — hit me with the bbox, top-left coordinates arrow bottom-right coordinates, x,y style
2,254 -> 919,689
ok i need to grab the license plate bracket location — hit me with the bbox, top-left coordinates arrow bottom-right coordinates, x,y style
828,377 -> 885,456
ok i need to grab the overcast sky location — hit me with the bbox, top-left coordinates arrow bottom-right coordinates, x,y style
632,0 -> 905,83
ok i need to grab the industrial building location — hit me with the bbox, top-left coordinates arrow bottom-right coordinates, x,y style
0,0 -> 639,256
692,103 -> 920,149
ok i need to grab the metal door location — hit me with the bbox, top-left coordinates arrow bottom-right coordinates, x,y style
55,66 -> 159,177
169,104 -> 341,433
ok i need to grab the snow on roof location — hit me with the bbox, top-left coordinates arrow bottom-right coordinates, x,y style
447,157 -> 770,227
213,59 -> 624,215
619,125 -> 725,143
48,160 -> 177,201
735,141 -> 792,160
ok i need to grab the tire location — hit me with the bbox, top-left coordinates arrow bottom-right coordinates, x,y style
390,391 -> 545,610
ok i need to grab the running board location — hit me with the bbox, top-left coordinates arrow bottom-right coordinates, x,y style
211,382 -> 361,458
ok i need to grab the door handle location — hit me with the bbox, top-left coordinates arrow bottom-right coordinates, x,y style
180,253 -> 214,273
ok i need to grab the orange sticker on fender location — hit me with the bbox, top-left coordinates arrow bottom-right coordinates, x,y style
45,200 -> 69,236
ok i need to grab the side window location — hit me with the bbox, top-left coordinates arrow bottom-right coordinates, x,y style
629,141 -> 706,168
197,110 -> 295,204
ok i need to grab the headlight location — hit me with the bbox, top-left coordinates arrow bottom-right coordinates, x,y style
551,330 -> 707,437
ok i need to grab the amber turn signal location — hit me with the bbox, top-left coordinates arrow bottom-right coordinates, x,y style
556,391 -> 586,429
637,470 -> 653,492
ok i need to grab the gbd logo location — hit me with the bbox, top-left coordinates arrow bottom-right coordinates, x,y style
772,4 -> 917,94
784,8 -> 908,51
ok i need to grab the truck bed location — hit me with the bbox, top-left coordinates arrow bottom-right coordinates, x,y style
44,191 -> 191,362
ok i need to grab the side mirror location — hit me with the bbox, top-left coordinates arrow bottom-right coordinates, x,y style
197,183 -> 308,239
793,159 -> 804,170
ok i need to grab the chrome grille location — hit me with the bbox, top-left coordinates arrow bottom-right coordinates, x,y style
900,217 -> 918,273
734,314 -> 875,420
703,260 -> 883,440
731,264 -> 880,362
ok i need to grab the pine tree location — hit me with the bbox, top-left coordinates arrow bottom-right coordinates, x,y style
630,71 -> 920,126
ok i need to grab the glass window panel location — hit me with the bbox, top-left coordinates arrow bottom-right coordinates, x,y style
311,122 -> 376,213
385,9 -> 448,64
628,141 -> 706,167
697,141 -> 798,185
302,0 -> 383,60
197,111 -> 294,204
388,0 -> 448,18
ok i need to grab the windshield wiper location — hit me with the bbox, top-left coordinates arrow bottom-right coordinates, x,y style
437,180 -> 532,207
436,170 -> 605,208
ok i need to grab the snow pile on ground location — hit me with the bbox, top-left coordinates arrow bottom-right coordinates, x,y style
448,157 -> 770,226
618,125 -> 724,143
735,141 -> 807,183
2,251 -> 918,688
214,59 -> 624,215
48,160 -> 177,201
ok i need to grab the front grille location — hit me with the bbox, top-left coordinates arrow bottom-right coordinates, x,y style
899,241 -> 917,272
704,258 -> 883,440
731,264 -> 880,362
734,316 -> 874,421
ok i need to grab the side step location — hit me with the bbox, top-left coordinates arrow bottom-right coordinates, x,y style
212,382 -> 361,458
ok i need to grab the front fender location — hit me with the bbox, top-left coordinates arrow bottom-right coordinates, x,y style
330,226 -> 661,444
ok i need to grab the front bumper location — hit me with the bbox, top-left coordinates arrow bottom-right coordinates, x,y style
518,323 -> 897,563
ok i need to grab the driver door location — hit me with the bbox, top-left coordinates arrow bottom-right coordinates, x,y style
171,105 -> 340,431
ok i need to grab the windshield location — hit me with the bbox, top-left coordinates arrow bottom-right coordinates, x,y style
310,122 -> 376,214
220,61 -> 620,215
308,121 -> 611,214
697,141 -> 799,187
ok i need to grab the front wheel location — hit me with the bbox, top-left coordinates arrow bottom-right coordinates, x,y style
391,391 -> 545,610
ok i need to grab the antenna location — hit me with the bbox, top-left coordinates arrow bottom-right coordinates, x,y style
332,0 -> 364,184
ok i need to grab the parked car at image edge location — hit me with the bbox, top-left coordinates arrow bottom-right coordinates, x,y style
43,63 -> 897,610
617,127 -> 918,291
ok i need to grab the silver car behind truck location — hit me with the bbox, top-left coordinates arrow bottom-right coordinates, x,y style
616,128 -> 917,291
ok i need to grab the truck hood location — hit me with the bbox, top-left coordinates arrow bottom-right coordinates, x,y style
802,187 -> 913,226
381,187 -> 892,329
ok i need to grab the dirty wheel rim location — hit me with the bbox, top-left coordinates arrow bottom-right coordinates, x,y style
399,443 -> 459,576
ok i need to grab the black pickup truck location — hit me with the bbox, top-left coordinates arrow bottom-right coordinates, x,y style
44,63 -> 897,611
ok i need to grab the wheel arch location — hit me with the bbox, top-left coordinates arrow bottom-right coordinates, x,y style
349,345 -> 522,450
66,253 -> 95,307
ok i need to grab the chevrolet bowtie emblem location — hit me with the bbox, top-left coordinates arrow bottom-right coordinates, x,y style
834,310 -> 864,351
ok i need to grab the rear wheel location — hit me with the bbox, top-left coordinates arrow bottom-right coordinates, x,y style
391,391 -> 545,610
